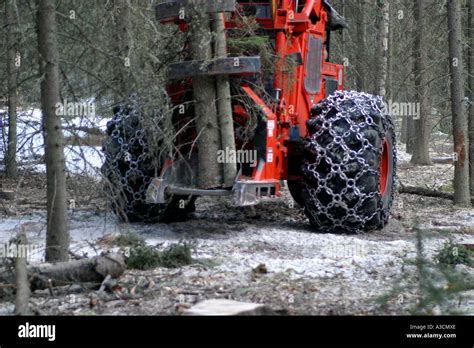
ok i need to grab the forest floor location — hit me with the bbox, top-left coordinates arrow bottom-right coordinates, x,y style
0,146 -> 473,316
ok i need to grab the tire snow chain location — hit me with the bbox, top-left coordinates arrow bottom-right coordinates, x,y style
303,91 -> 390,233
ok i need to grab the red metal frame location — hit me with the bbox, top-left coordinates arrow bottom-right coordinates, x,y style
228,0 -> 345,190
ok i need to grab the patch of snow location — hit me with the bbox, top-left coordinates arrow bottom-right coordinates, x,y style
0,303 -> 14,316
196,228 -> 415,281
0,108 -> 110,178
396,145 -> 412,164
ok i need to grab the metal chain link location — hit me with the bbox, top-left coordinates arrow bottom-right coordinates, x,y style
102,98 -> 162,220
303,91 -> 393,233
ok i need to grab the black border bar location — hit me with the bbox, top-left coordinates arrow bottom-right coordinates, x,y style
0,316 -> 473,346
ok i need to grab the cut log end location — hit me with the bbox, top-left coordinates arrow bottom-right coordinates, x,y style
184,299 -> 275,316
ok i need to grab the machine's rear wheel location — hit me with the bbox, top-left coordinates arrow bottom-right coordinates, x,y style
301,91 -> 396,233
102,104 -> 195,223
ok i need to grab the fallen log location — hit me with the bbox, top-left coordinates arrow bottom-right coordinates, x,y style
431,156 -> 454,165
398,185 -> 474,204
0,252 -> 125,292
0,190 -> 15,201
398,185 -> 454,200
28,253 -> 125,291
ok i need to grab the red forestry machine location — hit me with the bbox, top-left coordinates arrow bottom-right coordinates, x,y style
102,0 -> 396,233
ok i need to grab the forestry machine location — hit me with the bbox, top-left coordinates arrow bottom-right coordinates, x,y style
102,0 -> 397,233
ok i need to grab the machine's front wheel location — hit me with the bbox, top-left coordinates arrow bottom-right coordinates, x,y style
101,104 -> 195,223
301,91 -> 396,233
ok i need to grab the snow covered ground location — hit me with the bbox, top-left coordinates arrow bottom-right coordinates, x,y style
0,190 -> 473,315
1,195 -> 472,273
0,111 -> 472,315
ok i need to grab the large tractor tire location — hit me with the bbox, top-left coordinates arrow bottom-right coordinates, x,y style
301,91 -> 396,233
287,180 -> 305,206
102,104 -> 195,223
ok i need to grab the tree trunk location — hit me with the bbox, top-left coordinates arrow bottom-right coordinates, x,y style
113,0 -> 133,104
37,0 -> 70,261
212,13 -> 237,188
14,230 -> 30,316
386,1 -> 393,100
355,0 -> 367,91
406,116 -> 415,154
447,0 -> 471,206
5,0 -> 18,179
376,0 -> 389,97
469,0 -> 474,195
400,115 -> 408,144
337,0 -> 346,62
411,0 -> 432,165
190,12 -> 222,189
